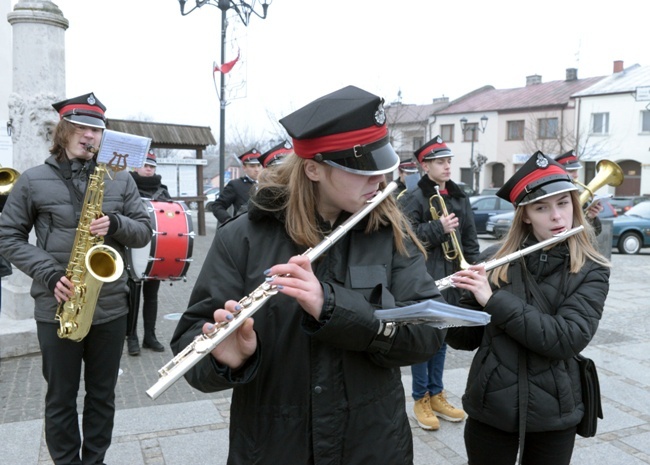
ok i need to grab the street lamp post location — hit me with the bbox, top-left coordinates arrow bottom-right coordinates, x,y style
460,115 -> 488,193
178,0 -> 272,191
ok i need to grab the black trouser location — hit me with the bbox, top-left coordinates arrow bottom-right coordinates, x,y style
464,416 -> 577,465
127,278 -> 161,337
37,316 -> 126,465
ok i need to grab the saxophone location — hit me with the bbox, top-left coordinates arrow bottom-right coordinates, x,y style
55,145 -> 125,341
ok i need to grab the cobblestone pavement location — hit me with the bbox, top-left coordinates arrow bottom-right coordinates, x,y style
1,213 -> 650,465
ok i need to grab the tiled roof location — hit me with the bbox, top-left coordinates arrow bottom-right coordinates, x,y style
436,76 -> 606,115
572,64 -> 650,97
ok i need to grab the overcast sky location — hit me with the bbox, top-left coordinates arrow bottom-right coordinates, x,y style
39,0 -> 647,146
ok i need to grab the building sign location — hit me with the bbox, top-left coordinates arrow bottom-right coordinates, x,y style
156,158 -> 206,197
636,87 -> 650,101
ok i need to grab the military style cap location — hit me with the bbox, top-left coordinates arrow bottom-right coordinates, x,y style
497,151 -> 577,207
239,148 -> 261,165
414,136 -> 453,164
144,151 -> 157,167
259,141 -> 293,168
52,92 -> 106,129
278,85 -> 399,175
554,150 -> 582,170
398,161 -> 418,173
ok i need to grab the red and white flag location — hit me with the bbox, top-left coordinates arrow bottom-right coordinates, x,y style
213,50 -> 240,74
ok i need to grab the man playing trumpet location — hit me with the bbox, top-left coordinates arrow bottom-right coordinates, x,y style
399,136 -> 480,431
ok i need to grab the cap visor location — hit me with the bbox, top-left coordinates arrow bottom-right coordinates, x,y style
324,143 -> 399,176
64,115 -> 106,129
517,181 -> 578,206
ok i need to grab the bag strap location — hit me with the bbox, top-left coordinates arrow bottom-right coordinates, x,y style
511,261 -> 528,465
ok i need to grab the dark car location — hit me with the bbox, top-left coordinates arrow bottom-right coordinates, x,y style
486,210 -> 514,239
469,195 -> 515,234
611,200 -> 650,254
486,199 -> 617,239
609,196 -> 649,215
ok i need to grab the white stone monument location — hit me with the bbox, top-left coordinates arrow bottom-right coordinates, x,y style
1,0 -> 68,357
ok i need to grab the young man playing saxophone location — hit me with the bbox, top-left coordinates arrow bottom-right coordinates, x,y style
0,93 -> 151,465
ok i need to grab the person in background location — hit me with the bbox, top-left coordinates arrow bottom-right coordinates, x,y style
258,140 -> 293,169
555,150 -> 603,232
0,93 -> 151,465
394,161 -> 418,198
126,150 -> 171,355
211,149 -> 262,224
170,85 -> 447,464
399,135 -> 480,431
447,151 -> 610,465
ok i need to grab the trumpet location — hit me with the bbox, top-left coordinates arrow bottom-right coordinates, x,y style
429,185 -> 470,270
0,165 -> 20,196
434,226 -> 584,291
146,181 -> 399,400
577,159 -> 624,206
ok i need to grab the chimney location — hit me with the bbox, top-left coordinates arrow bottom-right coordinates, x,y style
526,74 -> 542,86
613,60 -> 624,73
566,68 -> 578,81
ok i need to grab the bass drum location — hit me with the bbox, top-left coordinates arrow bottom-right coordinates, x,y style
126,200 -> 194,281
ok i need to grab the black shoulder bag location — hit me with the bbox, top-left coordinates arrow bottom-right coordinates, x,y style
523,265 -> 603,438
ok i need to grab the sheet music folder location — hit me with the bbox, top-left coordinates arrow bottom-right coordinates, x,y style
374,299 -> 491,329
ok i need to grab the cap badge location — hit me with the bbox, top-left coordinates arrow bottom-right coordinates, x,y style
87,94 -> 96,105
374,103 -> 386,126
535,153 -> 549,168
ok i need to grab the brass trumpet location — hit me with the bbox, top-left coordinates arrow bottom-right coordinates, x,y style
429,185 -> 470,270
577,159 -> 624,206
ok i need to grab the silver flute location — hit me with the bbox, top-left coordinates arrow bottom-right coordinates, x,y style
434,225 -> 585,291
146,182 -> 398,400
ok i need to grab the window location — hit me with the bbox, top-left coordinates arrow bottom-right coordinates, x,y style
440,124 -> 454,142
642,111 -> 650,133
591,113 -> 609,134
413,137 -> 423,150
507,120 -> 524,140
462,123 -> 479,142
537,118 -> 558,139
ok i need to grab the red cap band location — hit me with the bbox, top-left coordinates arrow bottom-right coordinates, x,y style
292,125 -> 387,159
510,164 -> 567,204
57,103 -> 105,119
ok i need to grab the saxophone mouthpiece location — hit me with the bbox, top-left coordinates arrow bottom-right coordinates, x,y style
84,144 -> 98,154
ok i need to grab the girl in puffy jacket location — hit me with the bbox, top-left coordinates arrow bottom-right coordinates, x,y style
447,151 -> 610,465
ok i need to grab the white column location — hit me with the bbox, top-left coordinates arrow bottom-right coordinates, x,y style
1,1 -> 69,357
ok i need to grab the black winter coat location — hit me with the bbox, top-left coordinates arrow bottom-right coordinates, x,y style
211,176 -> 256,224
398,177 -> 480,304
446,239 -> 610,433
171,195 -> 447,465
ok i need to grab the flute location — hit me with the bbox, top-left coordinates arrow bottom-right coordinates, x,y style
146,182 -> 398,400
434,225 -> 584,291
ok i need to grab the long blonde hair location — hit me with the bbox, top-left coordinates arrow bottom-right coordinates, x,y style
251,154 -> 426,257
489,190 -> 610,286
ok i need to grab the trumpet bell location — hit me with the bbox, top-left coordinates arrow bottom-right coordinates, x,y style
578,160 -> 624,205
0,166 -> 20,196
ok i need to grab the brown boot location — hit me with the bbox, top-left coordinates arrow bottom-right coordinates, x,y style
429,391 -> 466,422
413,393 -> 440,430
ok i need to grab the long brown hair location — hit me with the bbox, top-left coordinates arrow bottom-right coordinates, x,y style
489,190 -> 610,286
48,119 -> 77,162
251,154 -> 426,257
